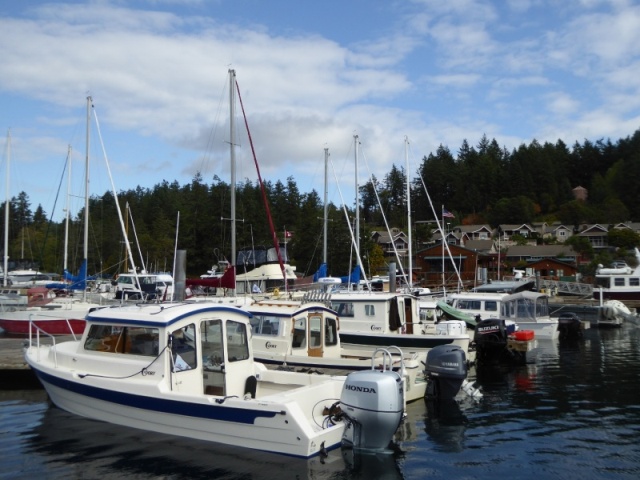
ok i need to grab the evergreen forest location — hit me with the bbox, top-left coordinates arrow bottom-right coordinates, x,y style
3,128 -> 640,280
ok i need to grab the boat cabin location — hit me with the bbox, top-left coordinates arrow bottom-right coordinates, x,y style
448,291 -> 507,321
329,292 -> 419,334
246,300 -> 340,361
500,291 -> 550,322
113,273 -> 174,301
82,304 -> 259,398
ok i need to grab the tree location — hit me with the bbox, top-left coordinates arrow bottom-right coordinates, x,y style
607,228 -> 640,250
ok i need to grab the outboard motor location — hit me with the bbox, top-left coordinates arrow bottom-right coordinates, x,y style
473,318 -> 512,365
424,344 -> 467,400
340,350 -> 405,451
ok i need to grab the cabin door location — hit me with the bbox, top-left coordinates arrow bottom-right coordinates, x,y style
201,317 -> 253,398
201,319 -> 226,396
404,298 -> 414,334
307,313 -> 324,358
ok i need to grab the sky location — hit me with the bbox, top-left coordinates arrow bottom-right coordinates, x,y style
1,0 -> 640,222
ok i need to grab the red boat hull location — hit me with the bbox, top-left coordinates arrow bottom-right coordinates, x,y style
0,319 -> 85,335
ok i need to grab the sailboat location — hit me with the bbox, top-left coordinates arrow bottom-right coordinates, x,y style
186,70 -> 295,299
315,137 -> 474,365
0,98 -> 105,335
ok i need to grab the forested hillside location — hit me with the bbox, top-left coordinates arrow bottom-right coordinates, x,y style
3,128 -> 640,279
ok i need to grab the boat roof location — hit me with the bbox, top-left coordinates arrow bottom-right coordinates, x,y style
243,301 -> 336,317
450,291 -> 508,301
118,273 -> 174,281
472,278 -> 535,293
329,292 -> 414,301
86,302 -> 252,329
502,290 -> 547,302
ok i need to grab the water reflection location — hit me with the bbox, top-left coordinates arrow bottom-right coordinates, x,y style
23,404 -> 406,480
423,398 -> 468,453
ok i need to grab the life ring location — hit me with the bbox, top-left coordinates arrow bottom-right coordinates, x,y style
273,288 -> 280,298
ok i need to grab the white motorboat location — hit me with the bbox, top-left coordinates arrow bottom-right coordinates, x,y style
25,301 -> 405,458
106,272 -> 174,301
499,290 -> 559,340
446,291 -> 509,321
594,249 -> 640,303
245,297 -> 433,403
329,291 -> 474,363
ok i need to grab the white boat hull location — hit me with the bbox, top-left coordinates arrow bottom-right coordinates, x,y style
515,319 -> 559,340
27,350 -> 346,458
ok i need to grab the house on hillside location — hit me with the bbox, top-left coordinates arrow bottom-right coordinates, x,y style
414,243 -> 488,288
503,244 -> 579,267
451,224 -> 493,245
371,228 -> 408,257
496,224 -> 537,245
576,224 -> 609,251
611,222 -> 640,235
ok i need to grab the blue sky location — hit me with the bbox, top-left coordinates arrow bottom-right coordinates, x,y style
1,0 -> 640,222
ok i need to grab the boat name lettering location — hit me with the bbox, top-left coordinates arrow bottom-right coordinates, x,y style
345,384 -> 377,393
265,341 -> 278,349
370,325 -> 382,331
141,368 -> 156,376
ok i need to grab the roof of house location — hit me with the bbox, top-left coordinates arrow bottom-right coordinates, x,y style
464,239 -> 495,252
503,244 -> 578,258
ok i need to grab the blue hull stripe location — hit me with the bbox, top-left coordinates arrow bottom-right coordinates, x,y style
34,368 -> 279,424
339,333 -> 454,349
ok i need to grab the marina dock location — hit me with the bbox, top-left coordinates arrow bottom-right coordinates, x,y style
0,335 -> 73,388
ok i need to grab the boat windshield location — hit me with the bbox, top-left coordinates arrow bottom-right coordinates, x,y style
84,325 -> 159,356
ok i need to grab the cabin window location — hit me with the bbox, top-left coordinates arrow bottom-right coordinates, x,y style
84,325 -> 159,356
201,319 -> 223,369
292,317 -> 306,349
325,317 -> 338,346
250,315 -> 280,336
457,300 -> 481,310
226,319 -> 250,362
332,302 -> 354,317
485,301 -> 497,312
614,278 -> 626,287
171,323 -> 197,371
309,315 -> 322,348
364,304 -> 375,316
630,278 -> 640,287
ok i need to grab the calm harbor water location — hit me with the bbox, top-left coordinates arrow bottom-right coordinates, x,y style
2,323 -> 640,479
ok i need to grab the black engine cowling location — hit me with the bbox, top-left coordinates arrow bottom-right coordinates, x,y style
424,344 -> 468,400
474,318 -> 509,346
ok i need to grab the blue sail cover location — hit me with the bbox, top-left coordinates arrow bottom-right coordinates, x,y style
340,265 -> 361,284
46,259 -> 93,290
311,263 -> 361,284
312,263 -> 328,282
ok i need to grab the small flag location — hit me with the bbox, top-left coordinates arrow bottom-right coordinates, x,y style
442,208 -> 455,219
285,230 -> 293,238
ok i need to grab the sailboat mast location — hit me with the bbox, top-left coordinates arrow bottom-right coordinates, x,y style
63,145 -> 72,272
405,136 -> 412,289
323,148 -> 329,265
83,96 -> 91,302
3,130 -> 10,287
354,135 -> 360,262
229,69 -> 237,287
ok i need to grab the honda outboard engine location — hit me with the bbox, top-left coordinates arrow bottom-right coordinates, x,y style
424,344 -> 467,400
473,318 -> 514,365
340,369 -> 404,451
